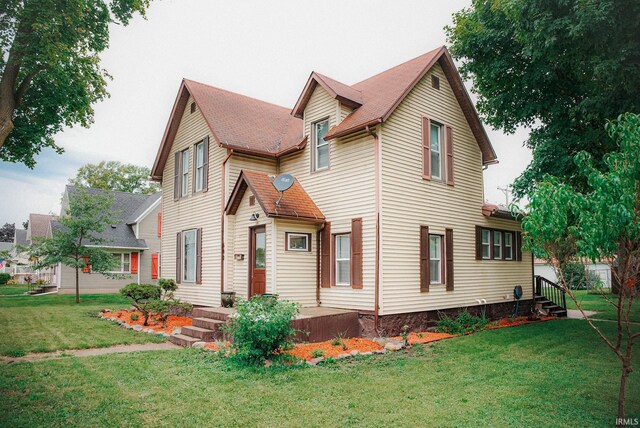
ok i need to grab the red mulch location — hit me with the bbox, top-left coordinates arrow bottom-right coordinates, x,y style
288,338 -> 383,361
107,309 -> 192,334
487,315 -> 555,329
390,331 -> 455,345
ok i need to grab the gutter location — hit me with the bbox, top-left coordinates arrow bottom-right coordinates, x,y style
325,118 -> 383,141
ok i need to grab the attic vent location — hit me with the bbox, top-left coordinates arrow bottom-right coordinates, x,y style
431,75 -> 440,90
190,102 -> 196,114
249,196 -> 255,206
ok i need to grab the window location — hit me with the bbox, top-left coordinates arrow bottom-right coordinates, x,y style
111,253 -> 131,273
287,233 -> 310,251
314,119 -> 329,171
429,235 -> 442,284
481,229 -> 491,259
504,232 -> 513,260
195,141 -> 204,192
476,226 -> 521,261
493,231 -> 502,259
335,234 -> 350,286
181,149 -> 189,197
183,229 -> 197,282
430,123 -> 442,179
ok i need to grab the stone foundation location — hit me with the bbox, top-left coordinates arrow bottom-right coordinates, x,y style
359,300 -> 534,337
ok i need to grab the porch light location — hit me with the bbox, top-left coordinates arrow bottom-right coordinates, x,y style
249,212 -> 260,222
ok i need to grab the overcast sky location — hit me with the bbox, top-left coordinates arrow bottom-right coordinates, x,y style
0,0 -> 531,227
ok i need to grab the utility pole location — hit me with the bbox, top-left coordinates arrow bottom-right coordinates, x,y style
497,186 -> 511,207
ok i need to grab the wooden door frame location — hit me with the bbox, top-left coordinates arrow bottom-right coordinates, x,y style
248,225 -> 266,298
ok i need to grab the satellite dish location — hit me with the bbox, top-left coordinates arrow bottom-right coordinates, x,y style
272,174 -> 294,192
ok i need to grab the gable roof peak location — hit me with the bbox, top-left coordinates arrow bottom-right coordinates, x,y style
292,71 -> 363,119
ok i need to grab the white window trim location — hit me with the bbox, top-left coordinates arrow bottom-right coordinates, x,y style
429,234 -> 443,285
109,253 -> 131,273
181,149 -> 189,197
287,233 -> 309,252
430,122 -> 442,180
195,142 -> 204,192
481,229 -> 491,260
493,231 -> 502,260
314,119 -> 330,171
335,233 -> 350,286
182,229 -> 197,283
504,232 -> 513,260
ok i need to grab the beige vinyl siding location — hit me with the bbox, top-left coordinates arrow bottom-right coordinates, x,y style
136,203 -> 161,285
280,85 -> 377,311
275,219 -> 318,306
161,96 -> 224,307
380,63 -> 532,315
228,189 -> 273,299
339,103 -> 352,121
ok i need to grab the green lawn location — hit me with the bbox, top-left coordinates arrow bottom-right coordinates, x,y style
0,284 -> 30,295
567,290 -> 640,323
0,293 -> 165,357
0,319 -> 638,427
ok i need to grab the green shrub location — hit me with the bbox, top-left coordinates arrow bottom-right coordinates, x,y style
311,349 -> 325,358
562,262 -> 601,290
120,283 -> 161,326
223,296 -> 299,365
34,278 -> 48,286
6,279 -> 17,285
148,299 -> 192,328
0,273 -> 11,284
130,313 -> 139,321
436,309 -> 489,335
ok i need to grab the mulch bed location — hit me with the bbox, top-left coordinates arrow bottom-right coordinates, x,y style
487,315 -> 555,330
107,309 -> 192,335
288,338 -> 383,361
390,331 -> 455,345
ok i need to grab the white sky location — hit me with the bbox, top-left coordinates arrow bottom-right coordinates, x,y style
0,0 -> 531,226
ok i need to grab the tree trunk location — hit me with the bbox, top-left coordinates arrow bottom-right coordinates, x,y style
617,359 -> 631,424
75,266 -> 80,304
0,52 -> 21,149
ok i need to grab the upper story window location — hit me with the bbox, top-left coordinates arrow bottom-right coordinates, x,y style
195,141 -> 204,192
181,149 -> 189,197
430,122 -> 442,180
314,119 -> 329,171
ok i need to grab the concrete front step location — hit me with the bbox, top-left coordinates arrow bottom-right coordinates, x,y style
169,334 -> 201,347
192,317 -> 225,330
192,307 -> 235,321
181,325 -> 221,341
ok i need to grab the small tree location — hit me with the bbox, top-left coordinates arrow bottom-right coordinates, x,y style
120,283 -> 161,326
521,113 -> 639,420
34,187 -> 118,303
148,278 -> 192,328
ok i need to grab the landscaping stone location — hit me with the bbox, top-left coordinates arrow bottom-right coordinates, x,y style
384,342 -> 403,351
337,353 -> 351,359
132,325 -> 143,331
172,327 -> 181,335
308,357 -> 324,366
264,359 -> 273,368
350,350 -> 359,356
360,352 -> 372,356
192,341 -> 206,348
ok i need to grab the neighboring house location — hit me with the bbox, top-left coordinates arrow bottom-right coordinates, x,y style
0,242 -> 12,274
50,186 -> 162,294
534,259 -> 611,289
151,45 -> 532,332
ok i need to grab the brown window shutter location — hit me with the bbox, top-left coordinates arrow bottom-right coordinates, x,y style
196,228 -> 202,284
475,226 -> 483,260
420,225 -> 430,292
422,117 -> 431,179
350,218 -> 363,289
202,136 -> 210,192
157,212 -> 162,238
515,231 -> 523,261
445,228 -> 454,291
176,232 -> 182,283
192,144 -> 197,193
173,152 -> 181,201
321,222 -> 331,288
445,126 -> 454,186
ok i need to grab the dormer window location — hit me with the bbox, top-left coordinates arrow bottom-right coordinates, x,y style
313,119 -> 329,171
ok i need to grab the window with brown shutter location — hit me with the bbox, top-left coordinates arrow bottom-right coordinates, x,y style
350,218 -> 363,289
421,117 -> 431,179
320,222 -> 331,288
445,228 -> 454,291
420,226 -> 430,292
475,225 -> 483,260
202,136 -> 209,192
515,231 -> 523,261
445,126 -> 454,185
196,228 -> 202,284
173,152 -> 181,201
176,232 -> 182,283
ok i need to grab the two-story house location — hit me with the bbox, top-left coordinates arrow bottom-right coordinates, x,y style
151,46 -> 533,334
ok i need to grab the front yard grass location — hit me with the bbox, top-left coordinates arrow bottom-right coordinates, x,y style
0,293 -> 165,357
0,284 -> 30,295
567,289 -> 640,323
0,319 -> 638,427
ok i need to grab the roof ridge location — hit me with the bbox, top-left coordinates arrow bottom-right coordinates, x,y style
183,79 -> 291,112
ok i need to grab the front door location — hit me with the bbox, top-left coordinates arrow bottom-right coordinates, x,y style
249,226 -> 266,297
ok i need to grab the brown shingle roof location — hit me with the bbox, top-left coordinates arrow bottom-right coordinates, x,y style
292,71 -> 363,118
226,170 -> 324,223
